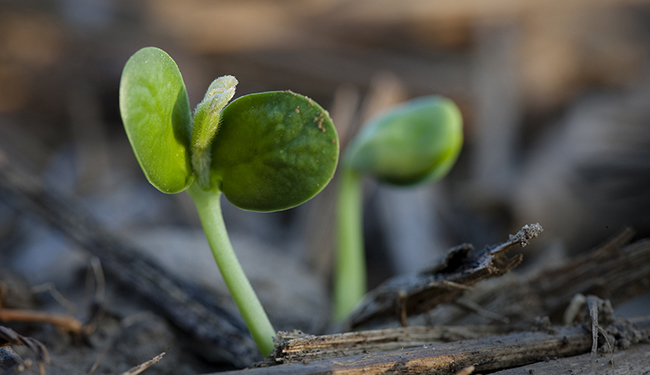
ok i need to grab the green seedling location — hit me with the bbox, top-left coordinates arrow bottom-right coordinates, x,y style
119,47 -> 339,356
333,96 -> 463,322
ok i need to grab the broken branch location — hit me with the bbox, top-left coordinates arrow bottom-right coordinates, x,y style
348,224 -> 543,328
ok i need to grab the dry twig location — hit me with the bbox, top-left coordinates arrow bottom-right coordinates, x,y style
218,314 -> 650,375
119,352 -> 165,375
267,325 -> 507,365
348,224 -> 543,328
0,308 -> 84,334
218,324 -> 596,375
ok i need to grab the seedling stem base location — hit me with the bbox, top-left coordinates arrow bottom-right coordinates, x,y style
187,184 -> 276,357
333,168 -> 367,322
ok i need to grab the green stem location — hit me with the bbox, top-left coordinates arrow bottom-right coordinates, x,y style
333,167 -> 366,322
187,184 -> 276,357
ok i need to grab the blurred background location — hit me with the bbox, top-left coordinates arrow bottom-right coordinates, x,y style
1,0 -> 650,371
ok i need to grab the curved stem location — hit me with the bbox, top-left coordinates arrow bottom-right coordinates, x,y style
187,184 -> 275,357
333,167 -> 366,322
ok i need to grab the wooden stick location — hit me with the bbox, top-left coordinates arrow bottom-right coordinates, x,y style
348,224 -> 542,328
265,325 -> 507,365
0,308 -> 84,334
119,352 -> 165,375
217,325 -> 594,375
219,314 -> 650,375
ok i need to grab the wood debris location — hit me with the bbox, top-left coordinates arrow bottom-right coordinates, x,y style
119,352 -> 165,375
347,224 -> 543,328
416,229 -> 650,328
0,308 -> 84,335
265,325 -> 507,365
215,318 -> 650,375
531,228 -> 650,321
215,304 -> 650,375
